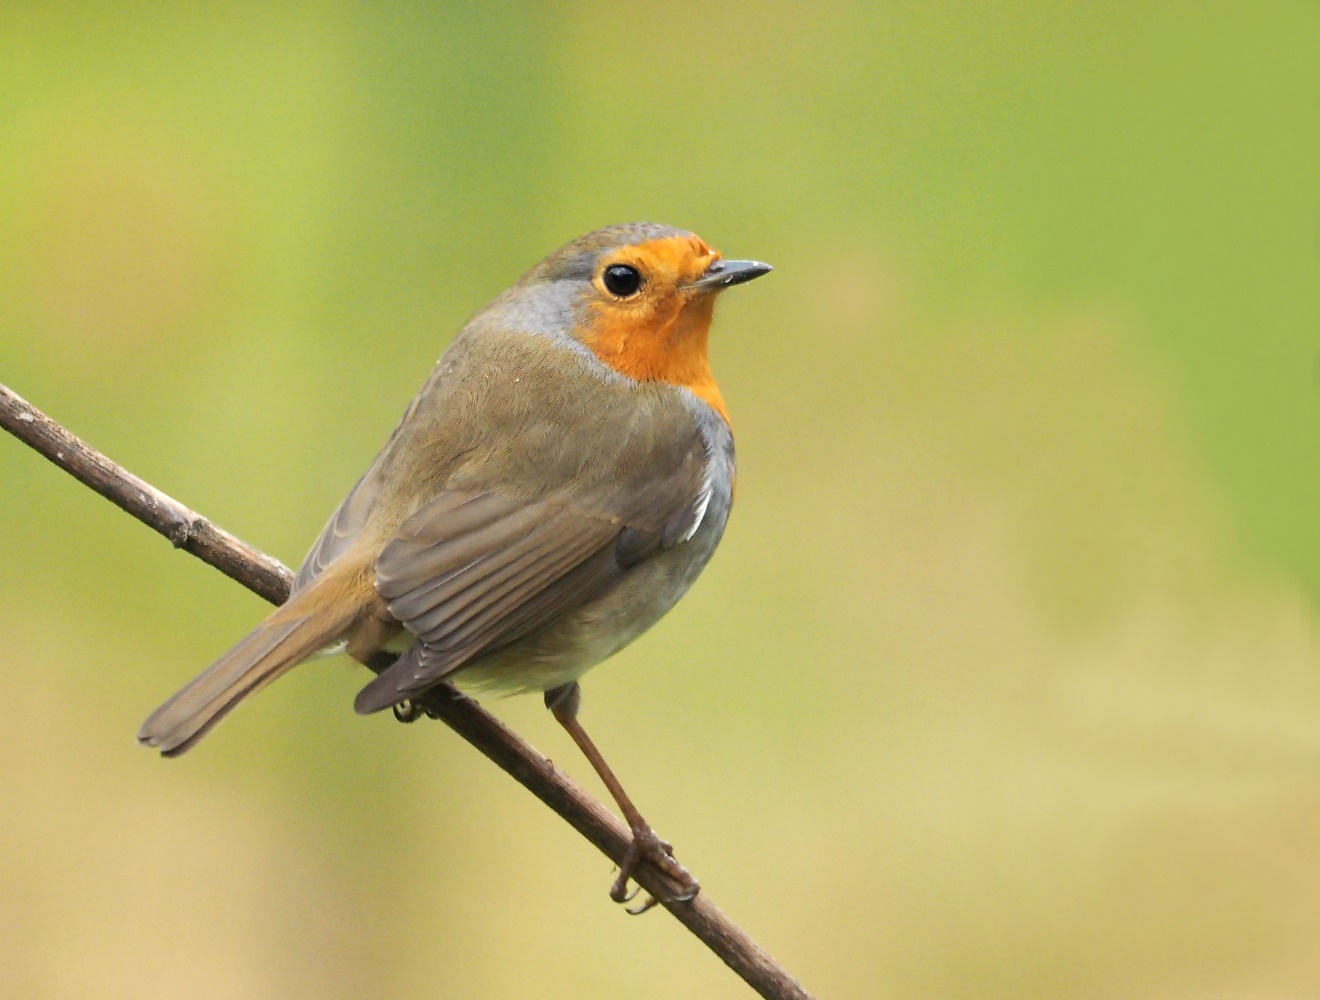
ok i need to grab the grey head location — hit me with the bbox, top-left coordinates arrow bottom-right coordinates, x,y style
523,222 -> 692,284
484,222 -> 771,346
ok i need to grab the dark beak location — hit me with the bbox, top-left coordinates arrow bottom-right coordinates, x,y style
689,258 -> 773,292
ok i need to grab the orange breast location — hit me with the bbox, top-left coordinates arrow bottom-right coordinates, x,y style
582,294 -> 730,425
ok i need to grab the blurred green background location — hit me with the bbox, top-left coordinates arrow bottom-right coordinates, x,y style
2,3 -> 1318,998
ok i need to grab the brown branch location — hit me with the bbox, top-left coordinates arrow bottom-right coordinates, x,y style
0,381 -> 813,1000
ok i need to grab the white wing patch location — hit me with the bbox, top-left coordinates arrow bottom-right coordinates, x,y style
680,446 -> 716,544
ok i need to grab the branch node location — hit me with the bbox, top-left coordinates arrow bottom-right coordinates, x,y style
163,512 -> 207,549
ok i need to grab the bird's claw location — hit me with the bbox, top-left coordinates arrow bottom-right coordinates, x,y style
609,824 -> 700,915
626,893 -> 661,916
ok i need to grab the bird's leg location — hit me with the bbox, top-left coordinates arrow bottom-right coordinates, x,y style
545,682 -> 699,914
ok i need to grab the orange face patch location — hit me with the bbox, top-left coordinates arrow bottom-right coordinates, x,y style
579,235 -> 731,425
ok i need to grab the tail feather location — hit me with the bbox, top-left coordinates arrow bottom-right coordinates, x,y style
138,581 -> 359,756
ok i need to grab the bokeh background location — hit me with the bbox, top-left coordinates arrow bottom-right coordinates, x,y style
1,3 -> 1318,998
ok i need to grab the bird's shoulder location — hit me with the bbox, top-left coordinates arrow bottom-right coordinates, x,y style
377,319 -> 706,516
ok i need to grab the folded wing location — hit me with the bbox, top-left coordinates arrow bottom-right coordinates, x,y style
353,435 -> 709,713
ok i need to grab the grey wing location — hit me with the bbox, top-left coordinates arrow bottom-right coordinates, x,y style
291,472 -> 381,593
352,442 -> 709,714
292,388 -> 428,594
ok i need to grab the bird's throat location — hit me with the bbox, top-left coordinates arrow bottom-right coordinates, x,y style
582,296 -> 730,425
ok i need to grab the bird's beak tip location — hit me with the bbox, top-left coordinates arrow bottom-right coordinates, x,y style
691,259 -> 773,292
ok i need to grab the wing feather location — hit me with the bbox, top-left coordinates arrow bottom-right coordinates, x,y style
354,447 -> 707,713
292,473 -> 381,593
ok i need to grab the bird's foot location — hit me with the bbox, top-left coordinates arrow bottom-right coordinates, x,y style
392,699 -> 421,723
611,824 -> 700,915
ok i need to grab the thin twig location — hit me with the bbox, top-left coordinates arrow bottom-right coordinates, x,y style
0,381 -> 813,1000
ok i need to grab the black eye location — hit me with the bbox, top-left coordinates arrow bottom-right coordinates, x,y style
602,264 -> 643,298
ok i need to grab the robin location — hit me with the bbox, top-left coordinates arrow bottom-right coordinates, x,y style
138,222 -> 770,908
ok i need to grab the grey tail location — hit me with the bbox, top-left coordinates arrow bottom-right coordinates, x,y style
137,580 -> 358,757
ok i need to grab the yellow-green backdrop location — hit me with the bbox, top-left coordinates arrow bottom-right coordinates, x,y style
2,4 -> 1317,998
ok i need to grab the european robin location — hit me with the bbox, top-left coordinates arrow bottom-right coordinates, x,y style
138,222 -> 771,907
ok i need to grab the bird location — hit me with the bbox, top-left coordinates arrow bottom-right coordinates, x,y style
138,222 -> 770,908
